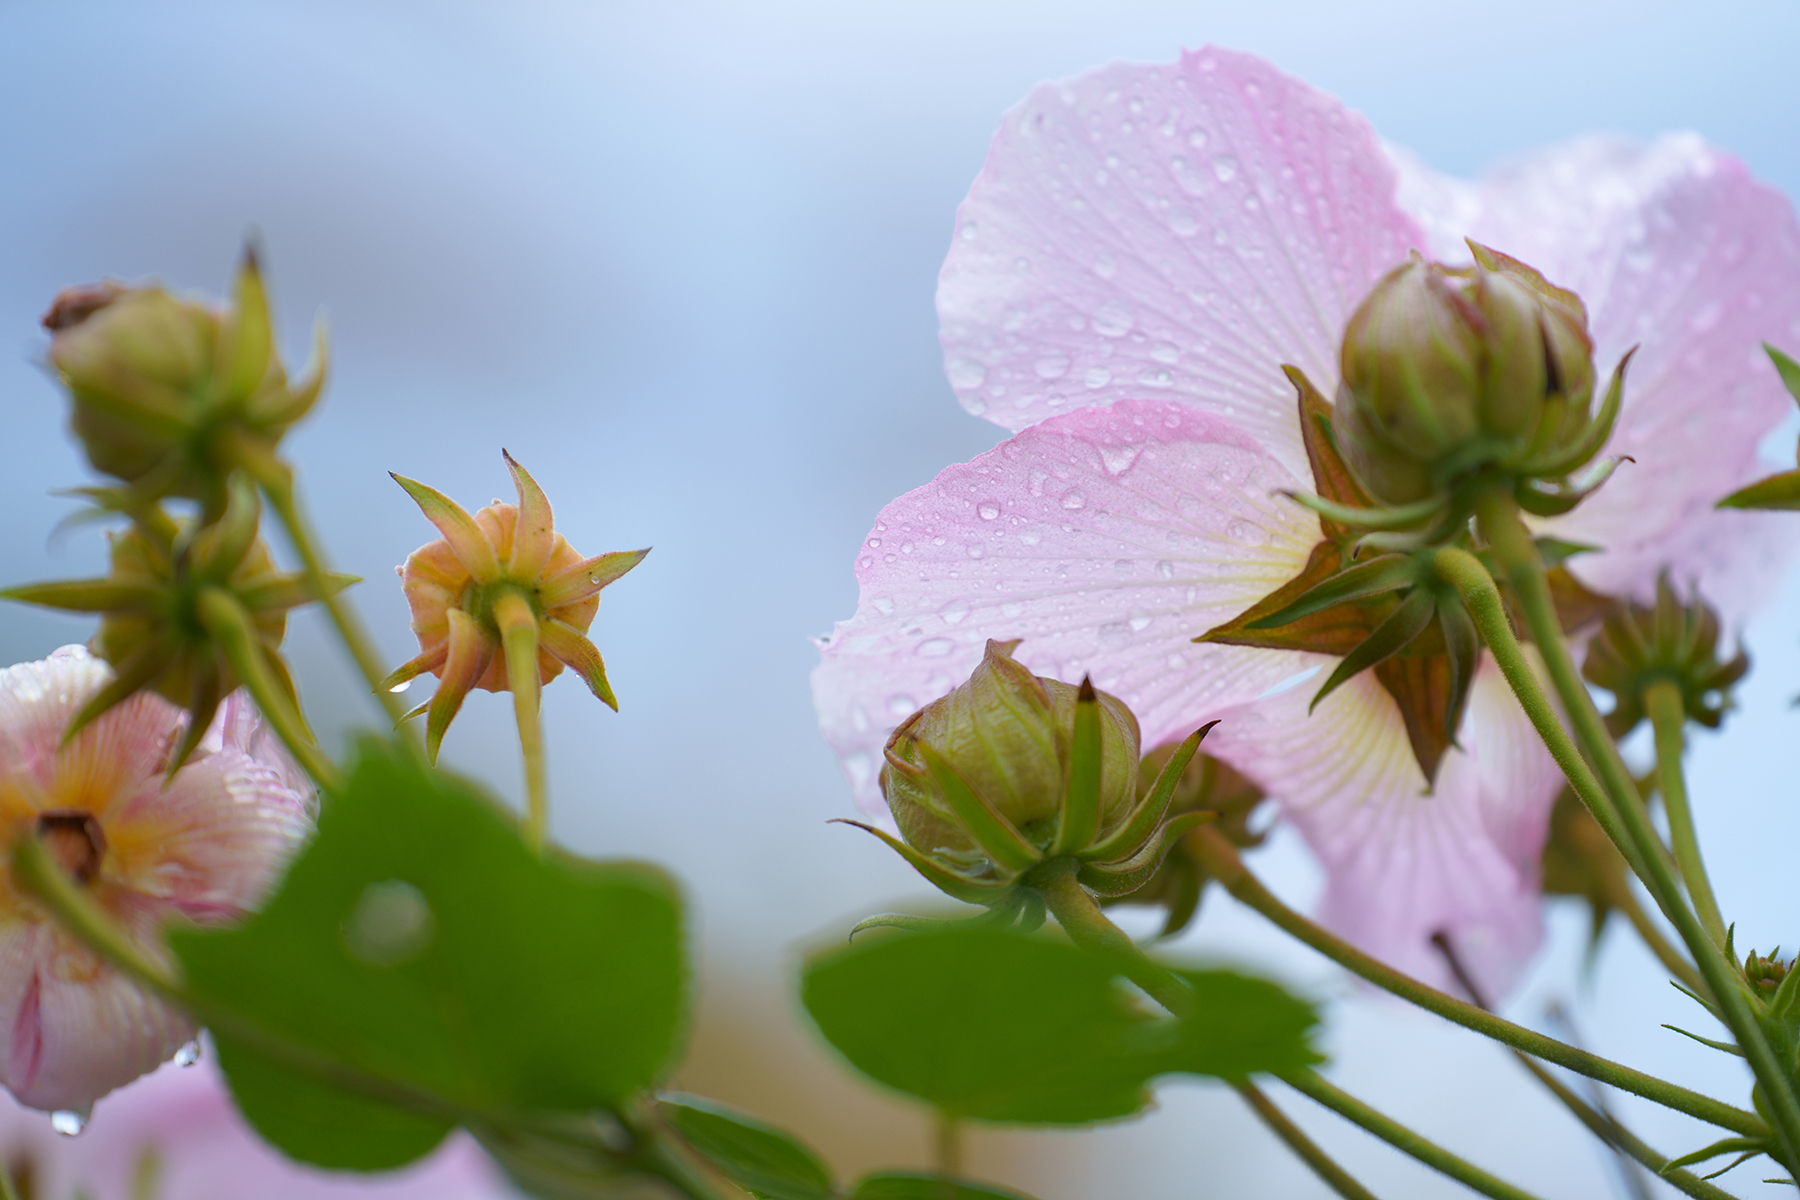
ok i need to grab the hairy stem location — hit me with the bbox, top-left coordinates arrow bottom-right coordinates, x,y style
1035,860 -> 1192,1016
1189,829 -> 1763,1137
1280,1068 -> 1546,1200
494,590 -> 549,850
195,587 -> 343,792
1645,679 -> 1727,946
1472,488 -> 1800,1167
1235,1081 -> 1381,1200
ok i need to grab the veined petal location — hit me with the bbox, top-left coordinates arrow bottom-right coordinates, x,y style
391,474 -> 502,584
812,399 -> 1321,815
1207,655 -> 1562,997
937,47 -> 1422,476
1393,135 -> 1800,622
502,451 -> 557,580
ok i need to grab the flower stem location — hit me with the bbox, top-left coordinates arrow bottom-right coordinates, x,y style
0,1162 -> 17,1200
1279,1069 -> 1546,1200
1612,883 -> 1707,996
1645,679 -> 1727,946
934,1111 -> 963,1181
1471,487 -> 1800,1169
195,587 -> 344,793
1188,828 -> 1764,1137
1234,1081 -> 1380,1200
494,590 -> 549,850
239,441 -> 416,737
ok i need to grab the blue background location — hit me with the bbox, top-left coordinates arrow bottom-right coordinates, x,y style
1,3 -> 1796,1195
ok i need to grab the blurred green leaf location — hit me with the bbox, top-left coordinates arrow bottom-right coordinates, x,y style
170,738 -> 686,1170
802,926 -> 1318,1126
851,1173 -> 1037,1200
1719,469 -> 1800,510
663,1095 -> 834,1200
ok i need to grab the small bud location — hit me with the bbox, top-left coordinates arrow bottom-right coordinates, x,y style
1334,244 -> 1610,508
0,479 -> 349,771
882,640 -> 1139,862
382,452 -> 647,763
1744,948 -> 1791,999
1581,573 -> 1747,737
853,642 -> 1218,911
42,250 -> 326,516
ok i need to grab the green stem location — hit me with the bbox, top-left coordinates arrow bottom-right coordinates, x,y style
1614,882 -> 1708,996
195,587 -> 343,793
494,590 -> 549,850
1189,829 -> 1764,1138
1645,679 -> 1727,946
1280,1068 -> 1546,1200
0,1162 -> 17,1200
1235,1081 -> 1381,1200
1035,860 -> 1193,1016
1473,488 -> 1800,1167
254,463 -> 414,730
622,1102 -> 758,1200
935,1110 -> 963,1180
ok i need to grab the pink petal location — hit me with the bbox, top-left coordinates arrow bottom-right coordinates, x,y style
812,399 -> 1322,816
0,1057 -> 509,1200
1393,136 -> 1800,621
937,47 -> 1423,477
1208,656 -> 1563,998
0,919 -> 192,1114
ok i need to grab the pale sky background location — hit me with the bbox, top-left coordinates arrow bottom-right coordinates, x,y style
2,2 -> 1798,1197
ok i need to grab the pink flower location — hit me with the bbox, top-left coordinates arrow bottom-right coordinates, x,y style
0,647 -> 314,1115
814,49 -> 1800,995
0,1056 -> 510,1200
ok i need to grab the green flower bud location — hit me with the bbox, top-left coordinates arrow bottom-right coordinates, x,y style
882,639 -> 1139,865
849,641 -> 1218,914
43,250 -> 326,517
1334,243 -> 1606,508
1581,573 -> 1747,737
1744,948 -> 1791,1001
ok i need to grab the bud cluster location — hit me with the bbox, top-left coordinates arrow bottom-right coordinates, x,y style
1581,573 -> 1747,736
854,640 -> 1217,914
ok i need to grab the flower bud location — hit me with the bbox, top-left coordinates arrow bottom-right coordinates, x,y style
881,640 -> 1139,864
1743,948 -> 1791,1000
1335,244 -> 1603,507
1581,573 -> 1747,737
42,251 -> 325,516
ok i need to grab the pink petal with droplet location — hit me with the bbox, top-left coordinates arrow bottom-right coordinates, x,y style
1208,656 -> 1563,999
1392,135 -> 1800,621
813,399 -> 1321,816
938,46 -> 1423,476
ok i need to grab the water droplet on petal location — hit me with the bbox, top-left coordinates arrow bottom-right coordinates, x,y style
1084,366 -> 1113,389
1035,354 -> 1071,380
1129,609 -> 1151,632
1100,444 -> 1140,475
871,594 -> 895,616
845,750 -> 873,789
51,1109 -> 89,1137
977,502 -> 1001,520
946,358 -> 986,390
388,680 -> 412,694
1156,560 -> 1175,579
175,1040 -> 202,1068
1092,300 -> 1135,337
1227,518 -> 1266,546
917,638 -> 955,657
1212,155 -> 1239,182
887,694 -> 917,718
1062,490 -> 1087,511
941,598 -> 971,624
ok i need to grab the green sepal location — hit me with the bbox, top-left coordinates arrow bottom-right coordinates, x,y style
235,571 -> 359,614
1769,343 -> 1800,407
1281,490 -> 1444,532
1077,812 -> 1215,897
60,641 -> 174,746
829,820 -> 1015,906
213,245 -> 276,406
1245,553 -> 1415,630
1310,588 -> 1436,712
1769,956 -> 1800,1021
1516,456 -> 1626,517
1437,590 -> 1480,748
662,1095 -> 834,1200
1051,678 -> 1103,856
1661,1136 -> 1766,1176
249,319 -> 329,428
1518,347 -> 1632,478
389,472 -> 502,582
1719,470 -> 1800,511
1084,722 -> 1214,863
1661,1024 -> 1744,1057
916,743 -> 1041,873
0,580 -> 163,613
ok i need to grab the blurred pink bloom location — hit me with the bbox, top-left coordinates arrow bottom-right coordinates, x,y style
0,646 -> 315,1114
0,1055 -> 511,1200
814,48 -> 1800,995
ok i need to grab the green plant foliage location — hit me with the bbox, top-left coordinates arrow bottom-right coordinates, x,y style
169,738 -> 687,1170
801,926 -> 1318,1126
663,1095 -> 834,1200
850,1173 -> 1037,1200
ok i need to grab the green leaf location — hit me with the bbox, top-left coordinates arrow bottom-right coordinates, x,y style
801,927 -> 1321,1125
851,1173 -> 1038,1200
1718,469 -> 1800,510
1166,969 -> 1324,1077
169,738 -> 686,1171
663,1095 -> 834,1200
1768,343 -> 1800,405
803,927 -> 1158,1123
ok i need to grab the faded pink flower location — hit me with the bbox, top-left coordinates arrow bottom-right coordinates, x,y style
814,49 -> 1800,996
0,647 -> 314,1115
0,1055 -> 511,1199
